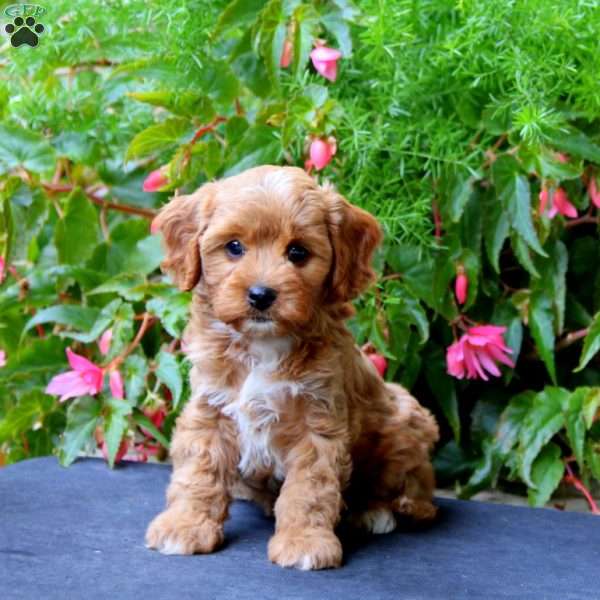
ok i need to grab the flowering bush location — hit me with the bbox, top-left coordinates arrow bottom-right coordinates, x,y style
1,0 -> 600,510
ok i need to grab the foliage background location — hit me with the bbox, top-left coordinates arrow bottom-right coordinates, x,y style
1,0 -> 600,509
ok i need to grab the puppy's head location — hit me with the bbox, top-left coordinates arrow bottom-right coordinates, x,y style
153,165 -> 381,337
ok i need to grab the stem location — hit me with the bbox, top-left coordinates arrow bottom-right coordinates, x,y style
106,313 -> 156,371
432,200 -> 442,239
381,273 -> 402,282
190,115 -> 227,145
565,214 -> 599,229
564,463 -> 600,515
54,59 -> 115,76
555,328 -> 589,352
43,183 -> 157,219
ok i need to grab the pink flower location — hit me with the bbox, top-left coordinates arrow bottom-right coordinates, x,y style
133,441 -> 160,462
309,46 -> 342,82
280,39 -> 293,68
98,329 -> 112,355
46,348 -> 104,402
0,349 -> 6,368
588,176 -> 600,209
142,167 -> 169,192
446,325 -> 515,381
309,137 -> 336,171
556,153 -> 569,163
367,353 -> 388,378
0,256 -> 5,283
539,186 -> 577,219
455,269 -> 468,306
109,369 -> 125,399
150,217 -> 161,235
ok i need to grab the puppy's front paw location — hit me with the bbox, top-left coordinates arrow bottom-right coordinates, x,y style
145,508 -> 224,555
268,527 -> 342,570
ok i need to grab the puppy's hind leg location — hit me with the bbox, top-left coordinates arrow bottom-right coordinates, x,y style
392,462 -> 438,521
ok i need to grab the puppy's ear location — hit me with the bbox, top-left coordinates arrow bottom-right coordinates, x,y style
151,184 -> 215,291
324,186 -> 382,304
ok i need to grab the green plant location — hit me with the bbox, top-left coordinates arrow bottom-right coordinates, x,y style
1,0 -> 600,511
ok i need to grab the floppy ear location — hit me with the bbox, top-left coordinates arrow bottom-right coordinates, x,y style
324,185 -> 383,304
151,184 -> 215,291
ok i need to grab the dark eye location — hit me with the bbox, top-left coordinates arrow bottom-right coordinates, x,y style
287,243 -> 309,264
225,240 -> 245,258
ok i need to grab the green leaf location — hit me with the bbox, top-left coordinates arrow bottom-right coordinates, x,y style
88,273 -> 147,302
433,441 -> 475,484
132,409 -> 170,448
493,155 -> 545,256
563,388 -> 587,467
122,355 -> 148,405
322,9 -> 353,56
0,391 -> 54,443
54,190 -> 100,265
291,4 -> 318,78
155,350 -> 183,408
425,349 -> 460,442
89,220 -> 163,277
147,291 -> 191,338
519,387 -> 566,487
458,439 -> 502,499
58,396 -> 101,467
534,146 -> 582,180
582,388 -> 600,429
527,442 -> 564,507
128,91 -> 215,120
230,30 -> 273,97
387,294 -> 429,344
443,172 -> 473,224
126,118 -> 192,161
5,185 -> 48,263
460,391 -> 534,498
0,337 -> 66,383
585,440 -> 600,480
0,124 -> 55,174
575,312 -> 600,372
547,129 -> 600,163
511,232 -> 540,278
105,303 -> 135,362
61,299 -> 122,344
386,244 -> 435,309
103,398 -> 132,468
215,0 -> 265,33
24,305 -> 99,336
529,291 -> 557,383
224,124 -> 281,176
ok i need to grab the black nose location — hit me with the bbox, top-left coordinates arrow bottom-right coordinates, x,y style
247,285 -> 277,311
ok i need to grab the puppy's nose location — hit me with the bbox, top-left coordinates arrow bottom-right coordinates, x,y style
247,285 -> 277,311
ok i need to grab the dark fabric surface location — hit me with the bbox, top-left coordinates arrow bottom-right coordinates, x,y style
1,457 -> 598,600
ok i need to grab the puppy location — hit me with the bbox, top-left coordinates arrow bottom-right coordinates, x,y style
145,165 -> 439,570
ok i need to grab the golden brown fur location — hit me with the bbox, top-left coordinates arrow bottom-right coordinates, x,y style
145,166 -> 439,569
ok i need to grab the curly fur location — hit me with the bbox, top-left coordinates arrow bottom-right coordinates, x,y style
146,165 -> 439,570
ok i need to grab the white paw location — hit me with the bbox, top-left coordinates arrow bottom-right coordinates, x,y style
354,507 -> 397,534
154,537 -> 186,555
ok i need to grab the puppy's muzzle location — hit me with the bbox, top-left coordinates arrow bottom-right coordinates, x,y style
247,285 -> 277,311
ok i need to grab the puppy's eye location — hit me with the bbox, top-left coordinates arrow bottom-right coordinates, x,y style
225,240 -> 245,258
287,243 -> 309,264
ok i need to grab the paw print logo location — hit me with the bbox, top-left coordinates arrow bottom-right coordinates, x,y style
5,15 -> 45,47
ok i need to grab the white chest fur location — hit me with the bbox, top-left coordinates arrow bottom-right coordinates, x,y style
215,337 -> 300,478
